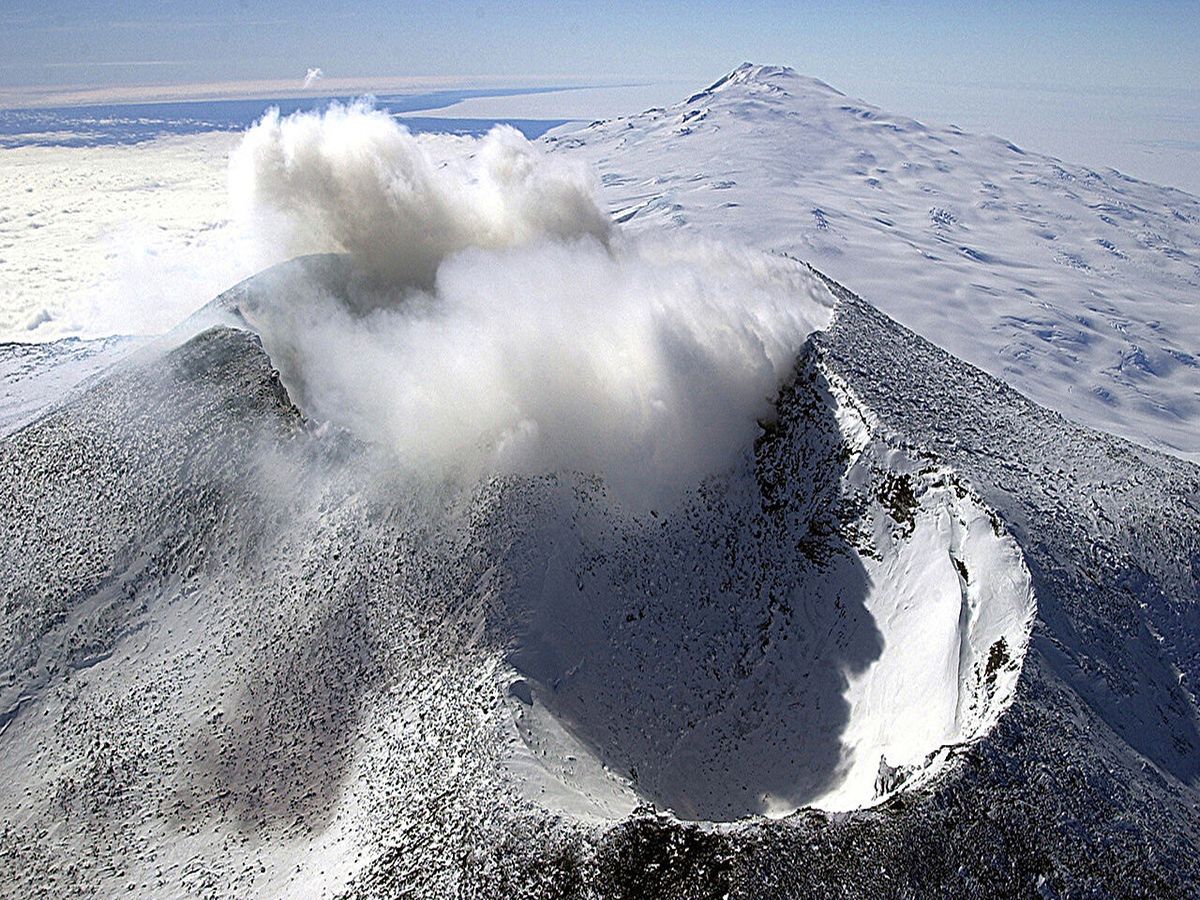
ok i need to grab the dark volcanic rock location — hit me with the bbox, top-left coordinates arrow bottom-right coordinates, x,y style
0,263 -> 1197,898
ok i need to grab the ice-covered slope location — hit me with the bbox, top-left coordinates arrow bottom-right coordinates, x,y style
547,64 -> 1200,463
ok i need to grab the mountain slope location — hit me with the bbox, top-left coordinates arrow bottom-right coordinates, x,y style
548,63 -> 1200,463
1,254 -> 1196,897
0,335 -> 138,436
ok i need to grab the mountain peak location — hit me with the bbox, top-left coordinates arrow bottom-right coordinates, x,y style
688,63 -> 845,103
730,62 -> 795,81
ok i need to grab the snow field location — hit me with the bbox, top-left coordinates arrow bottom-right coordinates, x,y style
552,64 -> 1200,463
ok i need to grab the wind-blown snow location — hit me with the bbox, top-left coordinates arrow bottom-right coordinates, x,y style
551,64 -> 1200,463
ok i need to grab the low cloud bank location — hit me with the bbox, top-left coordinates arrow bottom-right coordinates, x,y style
229,104 -> 833,502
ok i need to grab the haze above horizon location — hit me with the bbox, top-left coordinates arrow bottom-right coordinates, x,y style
4,1 -> 1196,92
3,2 -> 1198,193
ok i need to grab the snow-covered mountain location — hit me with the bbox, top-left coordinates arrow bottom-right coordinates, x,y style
2,250 -> 1195,897
548,64 -> 1200,463
0,66 -> 1198,898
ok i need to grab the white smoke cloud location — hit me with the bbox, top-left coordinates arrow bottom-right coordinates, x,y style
228,103 -> 834,503
229,103 -> 611,291
303,67 -> 323,89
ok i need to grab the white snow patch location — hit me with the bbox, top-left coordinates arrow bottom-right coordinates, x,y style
826,462 -> 1034,810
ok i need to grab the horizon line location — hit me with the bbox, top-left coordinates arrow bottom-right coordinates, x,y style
0,74 -> 669,111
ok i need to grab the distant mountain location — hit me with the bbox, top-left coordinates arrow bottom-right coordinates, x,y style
0,67 -> 1197,898
549,63 -> 1200,464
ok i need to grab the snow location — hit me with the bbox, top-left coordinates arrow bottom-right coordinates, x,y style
0,335 -> 139,435
547,63 -> 1200,463
0,133 -> 245,339
824,75 -> 1200,197
827,456 -> 1033,809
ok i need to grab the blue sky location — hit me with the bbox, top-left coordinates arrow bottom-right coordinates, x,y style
3,1 -> 1197,94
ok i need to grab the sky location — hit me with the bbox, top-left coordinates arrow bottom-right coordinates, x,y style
2,2 -> 1198,191
3,1 -> 1197,92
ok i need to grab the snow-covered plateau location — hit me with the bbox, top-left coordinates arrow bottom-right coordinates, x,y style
1,66 -> 1198,898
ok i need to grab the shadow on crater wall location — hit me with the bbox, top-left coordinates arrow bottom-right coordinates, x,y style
497,348 -> 883,820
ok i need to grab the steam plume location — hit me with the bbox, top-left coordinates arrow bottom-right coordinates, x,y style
228,104 -> 834,503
